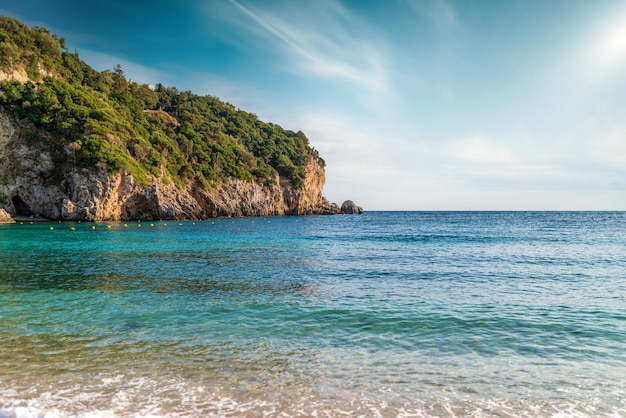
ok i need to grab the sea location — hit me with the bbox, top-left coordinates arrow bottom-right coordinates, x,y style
0,211 -> 625,418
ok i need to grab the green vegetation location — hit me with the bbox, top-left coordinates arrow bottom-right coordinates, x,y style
0,16 -> 321,189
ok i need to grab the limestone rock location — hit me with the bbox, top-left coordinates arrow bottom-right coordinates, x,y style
0,208 -> 14,223
0,106 -> 344,221
340,200 -> 363,215
319,198 -> 341,215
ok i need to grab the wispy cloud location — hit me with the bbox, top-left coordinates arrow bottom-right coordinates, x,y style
591,128 -> 626,167
222,0 -> 390,94
291,111 -> 398,206
443,134 -> 518,166
403,0 -> 460,34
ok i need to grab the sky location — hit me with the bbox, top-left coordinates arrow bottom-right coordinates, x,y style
1,0 -> 625,210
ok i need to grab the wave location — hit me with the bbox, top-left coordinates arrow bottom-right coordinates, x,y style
2,383 -> 624,418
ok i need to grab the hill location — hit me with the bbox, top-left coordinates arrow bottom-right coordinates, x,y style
0,17 -> 360,220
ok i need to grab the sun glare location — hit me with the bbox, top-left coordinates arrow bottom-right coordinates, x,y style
593,11 -> 626,74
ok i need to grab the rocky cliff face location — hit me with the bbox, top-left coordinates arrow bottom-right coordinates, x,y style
0,107 -> 347,221
0,208 -> 13,223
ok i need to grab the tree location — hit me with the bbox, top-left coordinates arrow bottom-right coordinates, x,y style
112,64 -> 127,93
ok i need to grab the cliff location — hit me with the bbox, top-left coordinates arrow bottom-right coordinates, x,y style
0,17 -> 360,221
0,107 -> 341,221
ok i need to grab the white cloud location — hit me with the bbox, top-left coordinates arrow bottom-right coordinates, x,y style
268,108 -> 626,210
222,0 -> 390,94
443,134 -> 517,165
442,134 -> 543,182
292,112 -> 392,206
588,126 -> 626,167
287,111 -> 459,209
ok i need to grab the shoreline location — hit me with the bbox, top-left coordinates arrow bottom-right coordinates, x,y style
4,212 -> 363,224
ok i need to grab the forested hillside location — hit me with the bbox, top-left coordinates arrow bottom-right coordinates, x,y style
0,16 -> 319,191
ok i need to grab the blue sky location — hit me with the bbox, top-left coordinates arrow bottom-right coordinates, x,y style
1,0 -> 626,210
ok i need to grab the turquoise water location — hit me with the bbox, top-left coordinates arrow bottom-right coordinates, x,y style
0,212 -> 625,417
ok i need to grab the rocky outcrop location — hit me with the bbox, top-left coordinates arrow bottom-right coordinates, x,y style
340,200 -> 363,214
0,107 -> 360,220
0,208 -> 14,223
281,157 -> 341,215
57,169 -> 202,221
0,64 -> 56,84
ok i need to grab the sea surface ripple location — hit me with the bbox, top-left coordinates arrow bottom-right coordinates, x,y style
0,212 -> 625,417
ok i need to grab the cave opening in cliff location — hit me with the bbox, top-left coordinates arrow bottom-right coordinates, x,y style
11,194 -> 33,217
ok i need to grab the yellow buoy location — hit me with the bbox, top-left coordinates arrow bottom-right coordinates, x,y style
150,223 -> 154,227
124,224 -> 128,227
49,226 -> 54,230
107,225 -> 111,229
92,226 -> 96,230
70,227 -> 75,230
179,223 -> 183,226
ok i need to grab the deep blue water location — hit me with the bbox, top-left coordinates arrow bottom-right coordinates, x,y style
0,212 -> 625,417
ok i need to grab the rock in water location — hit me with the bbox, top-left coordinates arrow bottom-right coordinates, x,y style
0,208 -> 14,223
340,200 -> 363,214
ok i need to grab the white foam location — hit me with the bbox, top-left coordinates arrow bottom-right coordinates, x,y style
1,378 -> 625,418
0,407 -> 61,418
0,408 -> 163,418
